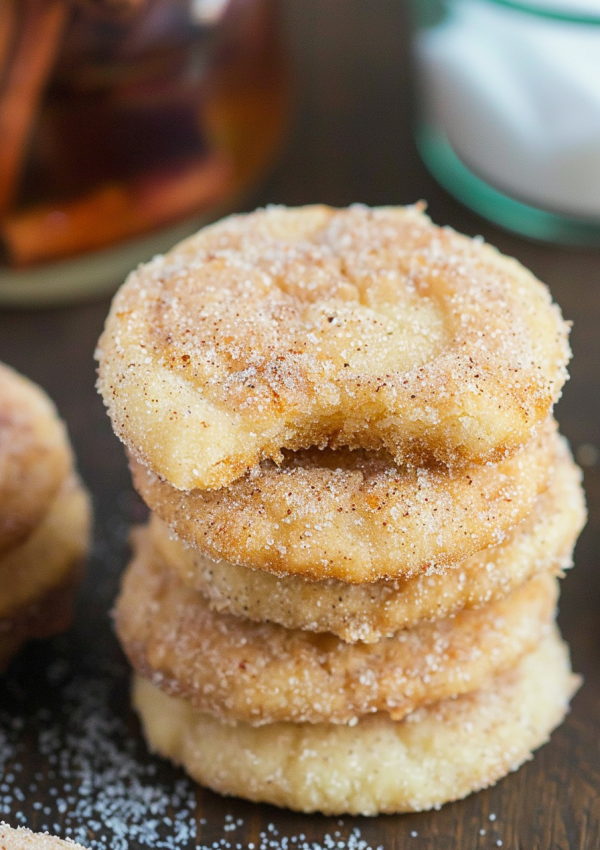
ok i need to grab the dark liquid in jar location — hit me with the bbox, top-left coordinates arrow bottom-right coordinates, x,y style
0,0 -> 287,268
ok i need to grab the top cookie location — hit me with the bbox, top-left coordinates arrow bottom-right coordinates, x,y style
97,205 -> 570,490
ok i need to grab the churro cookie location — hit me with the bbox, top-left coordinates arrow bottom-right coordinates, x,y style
0,477 -> 91,673
132,420 -> 560,583
97,205 -> 570,491
0,362 -> 73,555
0,477 -> 91,620
150,437 -> 585,642
0,564 -> 83,674
0,824 -> 88,850
133,628 -> 578,815
116,529 -> 558,726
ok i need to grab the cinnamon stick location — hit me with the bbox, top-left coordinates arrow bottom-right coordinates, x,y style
0,0 -> 68,215
1,153 -> 233,266
0,2 -> 17,84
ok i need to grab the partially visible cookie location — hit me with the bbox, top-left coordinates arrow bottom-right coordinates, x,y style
0,561 -> 84,674
0,475 -> 91,673
0,363 -> 72,555
133,628 -> 578,815
0,477 -> 91,620
0,824 -> 88,849
0,361 -> 92,673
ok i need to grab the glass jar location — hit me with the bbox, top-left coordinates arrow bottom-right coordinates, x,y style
412,0 -> 600,244
0,0 -> 287,305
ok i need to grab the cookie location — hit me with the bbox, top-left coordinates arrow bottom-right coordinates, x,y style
97,205 -> 570,490
0,824 -> 88,850
0,363 -> 72,555
117,528 -> 558,725
133,628 -> 578,815
132,420 -> 559,583
0,477 -> 91,620
149,436 -> 584,641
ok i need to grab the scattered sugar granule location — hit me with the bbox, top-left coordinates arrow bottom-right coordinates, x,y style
0,642 -> 391,850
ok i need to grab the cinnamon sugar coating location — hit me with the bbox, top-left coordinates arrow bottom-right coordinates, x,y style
132,420 -> 559,583
0,362 -> 73,555
149,436 -> 585,642
0,477 -> 91,619
97,205 -> 570,491
116,527 -> 558,726
0,824 -> 88,850
0,563 -> 83,675
0,477 -> 91,673
133,628 -> 578,815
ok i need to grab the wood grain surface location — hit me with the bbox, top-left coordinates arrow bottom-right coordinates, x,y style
0,2 -> 598,848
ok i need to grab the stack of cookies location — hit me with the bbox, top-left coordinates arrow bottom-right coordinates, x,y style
0,362 -> 91,673
98,205 -> 585,815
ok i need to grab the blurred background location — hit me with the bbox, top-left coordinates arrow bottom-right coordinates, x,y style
0,1 -> 598,847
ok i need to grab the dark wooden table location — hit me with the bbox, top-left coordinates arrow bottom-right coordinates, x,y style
0,2 -> 598,848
